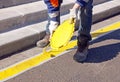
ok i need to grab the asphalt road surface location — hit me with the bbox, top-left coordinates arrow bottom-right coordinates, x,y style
4,15 -> 120,82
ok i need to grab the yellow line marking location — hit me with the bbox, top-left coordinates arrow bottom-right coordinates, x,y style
91,22 -> 120,39
0,22 -> 120,81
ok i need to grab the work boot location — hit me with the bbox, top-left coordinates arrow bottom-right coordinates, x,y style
73,36 -> 89,62
36,34 -> 50,48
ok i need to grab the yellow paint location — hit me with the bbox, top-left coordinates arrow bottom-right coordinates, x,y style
0,22 -> 120,81
50,19 -> 74,49
91,22 -> 120,39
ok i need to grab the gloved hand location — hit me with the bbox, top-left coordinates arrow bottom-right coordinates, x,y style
69,8 -> 80,30
49,21 -> 58,35
69,8 -> 78,24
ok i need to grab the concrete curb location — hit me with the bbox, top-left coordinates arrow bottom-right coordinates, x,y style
0,0 -> 113,33
0,0 -> 41,9
0,0 -> 120,57
0,0 -> 74,33
93,0 -> 120,23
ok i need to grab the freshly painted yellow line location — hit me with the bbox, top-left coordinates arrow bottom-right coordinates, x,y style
0,22 -> 120,81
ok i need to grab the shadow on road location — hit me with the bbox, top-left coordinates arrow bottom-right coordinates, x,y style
85,29 -> 120,63
86,42 -> 120,63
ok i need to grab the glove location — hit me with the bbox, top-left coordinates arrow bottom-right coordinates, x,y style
69,8 -> 80,30
49,21 -> 58,35
69,8 -> 78,24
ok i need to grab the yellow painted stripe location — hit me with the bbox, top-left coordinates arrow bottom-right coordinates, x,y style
0,22 -> 120,81
91,22 -> 120,39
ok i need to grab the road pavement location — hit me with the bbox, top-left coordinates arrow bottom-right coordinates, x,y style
4,15 -> 120,82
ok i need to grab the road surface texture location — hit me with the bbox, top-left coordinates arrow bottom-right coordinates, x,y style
5,15 -> 120,82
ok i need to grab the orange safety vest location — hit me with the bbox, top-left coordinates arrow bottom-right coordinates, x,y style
50,0 -> 59,7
